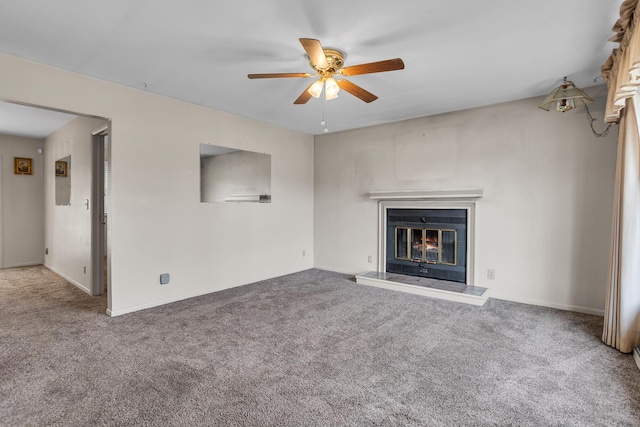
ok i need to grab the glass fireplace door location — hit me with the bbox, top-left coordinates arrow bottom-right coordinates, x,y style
395,227 -> 457,266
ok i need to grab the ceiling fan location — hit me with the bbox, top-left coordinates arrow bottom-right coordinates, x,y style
248,38 -> 405,104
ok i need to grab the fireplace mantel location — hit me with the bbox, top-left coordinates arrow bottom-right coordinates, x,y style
368,189 -> 483,201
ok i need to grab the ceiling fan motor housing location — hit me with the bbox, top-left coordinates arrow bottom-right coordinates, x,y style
310,49 -> 345,75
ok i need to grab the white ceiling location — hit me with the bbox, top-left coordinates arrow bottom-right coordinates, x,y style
0,0 -> 623,136
0,102 -> 76,139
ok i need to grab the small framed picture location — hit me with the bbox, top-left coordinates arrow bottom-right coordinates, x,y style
14,157 -> 32,175
55,161 -> 68,177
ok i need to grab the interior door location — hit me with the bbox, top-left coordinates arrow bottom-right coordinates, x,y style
91,130 -> 109,297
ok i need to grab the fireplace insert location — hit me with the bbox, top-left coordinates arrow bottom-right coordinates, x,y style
386,209 -> 467,283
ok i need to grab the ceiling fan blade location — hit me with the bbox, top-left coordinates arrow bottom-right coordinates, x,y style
340,58 -> 405,76
294,82 -> 316,104
299,38 -> 329,70
248,72 -> 312,79
336,80 -> 378,103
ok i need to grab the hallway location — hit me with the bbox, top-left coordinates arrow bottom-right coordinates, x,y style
0,265 -> 106,316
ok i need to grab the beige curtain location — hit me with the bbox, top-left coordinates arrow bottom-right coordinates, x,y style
602,94 -> 640,353
601,0 -> 640,353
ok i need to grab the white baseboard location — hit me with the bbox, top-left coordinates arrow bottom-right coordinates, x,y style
45,264 -> 91,295
2,261 -> 44,269
490,293 -> 604,316
313,265 -> 360,276
107,293 -> 196,317
107,286 -> 242,317
107,266 -> 604,318
107,267 -> 314,317
316,266 -> 604,316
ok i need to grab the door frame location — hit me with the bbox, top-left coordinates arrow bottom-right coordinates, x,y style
91,124 -> 110,305
0,156 -> 3,268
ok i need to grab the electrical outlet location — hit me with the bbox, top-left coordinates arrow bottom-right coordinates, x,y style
45,248 -> 48,255
487,269 -> 495,280
83,265 -> 86,274
302,249 -> 306,257
160,273 -> 170,285
368,255 -> 372,263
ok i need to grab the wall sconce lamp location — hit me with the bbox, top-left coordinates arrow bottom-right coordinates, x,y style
538,77 -> 612,137
538,77 -> 592,112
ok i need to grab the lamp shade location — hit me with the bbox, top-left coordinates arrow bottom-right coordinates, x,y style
325,77 -> 339,100
538,78 -> 593,112
308,80 -> 324,98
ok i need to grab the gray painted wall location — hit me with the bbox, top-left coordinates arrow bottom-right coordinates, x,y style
0,134 -> 45,268
44,116 -> 107,294
314,85 -> 618,315
0,52 -> 315,315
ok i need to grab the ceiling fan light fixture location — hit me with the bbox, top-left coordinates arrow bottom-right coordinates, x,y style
308,80 -> 324,98
325,77 -> 339,100
248,38 -> 405,105
538,77 -> 593,112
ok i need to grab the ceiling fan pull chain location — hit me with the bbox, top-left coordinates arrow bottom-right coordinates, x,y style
322,98 -> 329,133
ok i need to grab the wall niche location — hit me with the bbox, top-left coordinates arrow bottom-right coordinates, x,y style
200,144 -> 271,203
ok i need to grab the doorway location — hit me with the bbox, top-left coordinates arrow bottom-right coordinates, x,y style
0,100 -> 111,313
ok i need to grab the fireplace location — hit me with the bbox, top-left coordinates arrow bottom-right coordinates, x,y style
356,190 -> 485,305
386,208 -> 467,283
